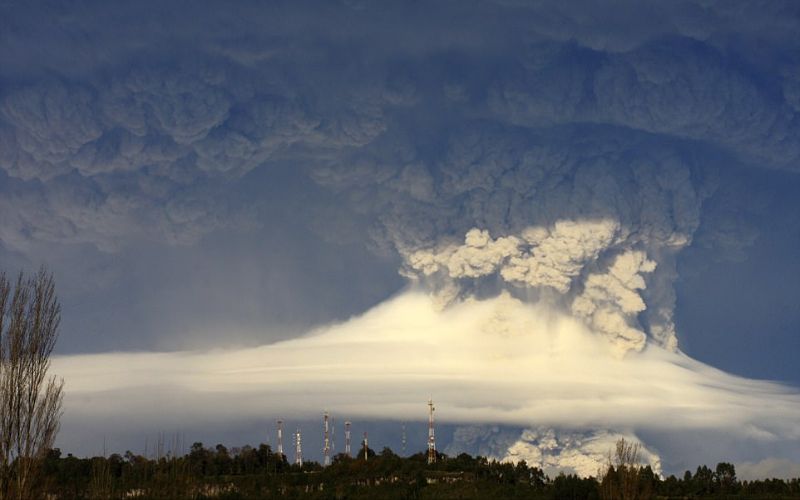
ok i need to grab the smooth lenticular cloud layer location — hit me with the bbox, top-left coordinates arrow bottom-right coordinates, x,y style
53,290 -> 800,442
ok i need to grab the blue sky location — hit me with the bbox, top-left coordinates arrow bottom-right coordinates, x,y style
1,0 -> 800,472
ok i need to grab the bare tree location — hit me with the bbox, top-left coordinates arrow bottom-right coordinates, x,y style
616,438 -> 642,500
0,269 -> 64,500
600,437 -> 652,500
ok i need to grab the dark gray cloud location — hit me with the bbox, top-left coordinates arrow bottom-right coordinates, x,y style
490,41 -> 800,172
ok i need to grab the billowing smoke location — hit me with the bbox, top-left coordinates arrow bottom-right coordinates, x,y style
1,2 -> 795,356
311,126 -> 710,353
0,66 -> 382,251
446,427 -> 665,478
404,223 -> 662,353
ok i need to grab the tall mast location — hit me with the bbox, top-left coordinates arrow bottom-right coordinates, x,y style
276,419 -> 283,456
344,421 -> 352,457
331,415 -> 336,455
294,428 -> 303,466
428,397 -> 436,464
323,411 -> 331,466
401,422 -> 407,455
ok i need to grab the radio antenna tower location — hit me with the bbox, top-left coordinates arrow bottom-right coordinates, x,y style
294,428 -> 303,466
331,415 -> 336,455
401,423 -> 407,455
427,397 -> 436,464
323,411 -> 331,466
344,421 -> 352,457
276,420 -> 284,456
363,431 -> 369,461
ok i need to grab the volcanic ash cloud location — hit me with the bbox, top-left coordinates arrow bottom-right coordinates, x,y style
404,221 -> 667,353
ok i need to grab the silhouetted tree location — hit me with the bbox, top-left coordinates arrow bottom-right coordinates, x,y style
23,441 -> 800,499
715,461 -> 737,494
692,465 -> 715,495
0,269 -> 64,500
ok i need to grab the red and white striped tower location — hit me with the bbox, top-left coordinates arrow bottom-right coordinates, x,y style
276,420 -> 284,456
427,397 -> 436,464
363,431 -> 369,461
323,411 -> 331,466
295,428 -> 303,466
344,421 -> 352,457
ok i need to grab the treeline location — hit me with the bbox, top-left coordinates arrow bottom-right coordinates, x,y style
33,442 -> 800,499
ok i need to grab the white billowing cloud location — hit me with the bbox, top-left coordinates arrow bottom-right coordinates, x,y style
503,220 -> 621,292
51,290 -> 800,464
571,250 -> 657,353
446,425 -> 662,478
405,228 -> 521,280
406,220 -> 620,292
503,429 -> 662,478
404,222 -> 663,352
